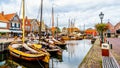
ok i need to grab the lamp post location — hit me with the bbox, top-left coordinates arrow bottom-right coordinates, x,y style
99,12 -> 104,43
99,12 -> 104,24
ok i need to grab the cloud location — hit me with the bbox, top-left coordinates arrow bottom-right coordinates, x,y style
0,0 -> 120,30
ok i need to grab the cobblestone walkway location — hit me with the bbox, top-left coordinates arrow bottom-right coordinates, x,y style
79,38 -> 102,68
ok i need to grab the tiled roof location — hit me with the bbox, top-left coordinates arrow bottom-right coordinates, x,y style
107,22 -> 114,29
0,14 -> 9,22
85,29 -> 97,32
115,22 -> 120,28
21,17 -> 32,24
4,13 -> 16,20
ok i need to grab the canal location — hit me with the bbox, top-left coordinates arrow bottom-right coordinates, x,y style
0,39 -> 92,68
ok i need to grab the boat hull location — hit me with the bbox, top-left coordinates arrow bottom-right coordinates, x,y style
8,45 -> 50,63
9,51 -> 45,61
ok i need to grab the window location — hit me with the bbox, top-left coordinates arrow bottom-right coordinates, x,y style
11,23 -> 12,27
15,23 -> 16,28
18,24 -> 20,28
12,23 -> 14,27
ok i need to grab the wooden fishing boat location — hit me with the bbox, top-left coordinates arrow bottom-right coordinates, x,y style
52,38 -> 66,46
8,43 -> 50,63
27,40 -> 62,56
61,36 -> 70,40
44,38 -> 66,49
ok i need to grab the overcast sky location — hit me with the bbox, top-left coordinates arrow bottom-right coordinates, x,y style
0,0 -> 120,30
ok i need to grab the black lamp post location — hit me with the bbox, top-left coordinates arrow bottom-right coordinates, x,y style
99,12 -> 104,43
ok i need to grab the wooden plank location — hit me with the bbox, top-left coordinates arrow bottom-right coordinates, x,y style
102,56 -> 119,68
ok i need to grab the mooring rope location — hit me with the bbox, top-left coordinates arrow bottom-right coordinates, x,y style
37,58 -> 44,68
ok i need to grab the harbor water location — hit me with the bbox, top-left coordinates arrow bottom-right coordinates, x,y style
0,39 -> 92,68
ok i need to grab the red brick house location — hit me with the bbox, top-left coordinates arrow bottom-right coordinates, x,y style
114,22 -> 120,37
24,16 -> 32,36
105,22 -> 115,37
114,22 -> 120,32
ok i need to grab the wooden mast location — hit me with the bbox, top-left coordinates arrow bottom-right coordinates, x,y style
39,0 -> 43,41
52,6 -> 54,38
22,0 -> 25,44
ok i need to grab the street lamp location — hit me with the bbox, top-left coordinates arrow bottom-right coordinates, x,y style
99,12 -> 104,23
99,12 -> 104,43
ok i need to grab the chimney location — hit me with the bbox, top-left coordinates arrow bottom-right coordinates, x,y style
26,16 -> 27,19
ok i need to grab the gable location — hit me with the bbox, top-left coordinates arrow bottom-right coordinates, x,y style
13,15 -> 19,21
31,19 -> 38,25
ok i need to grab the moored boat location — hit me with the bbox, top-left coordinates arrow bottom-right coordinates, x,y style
8,43 -> 50,63
27,40 -> 62,56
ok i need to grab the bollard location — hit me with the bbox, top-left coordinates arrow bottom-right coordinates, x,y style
110,44 -> 112,49
0,43 -> 2,51
107,41 -> 109,44
1,43 -> 4,51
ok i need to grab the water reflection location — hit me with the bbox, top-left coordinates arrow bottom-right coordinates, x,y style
49,39 -> 92,68
0,51 -> 49,68
0,39 -> 92,68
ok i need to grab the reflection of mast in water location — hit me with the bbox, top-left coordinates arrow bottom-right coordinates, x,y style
83,39 -> 86,52
52,58 -> 54,68
67,41 -> 75,60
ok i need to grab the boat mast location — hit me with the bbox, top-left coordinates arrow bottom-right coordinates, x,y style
52,6 -> 54,38
39,0 -> 43,41
22,0 -> 25,44
56,15 -> 58,39
68,19 -> 70,36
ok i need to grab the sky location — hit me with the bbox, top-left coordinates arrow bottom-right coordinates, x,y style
0,0 -> 120,30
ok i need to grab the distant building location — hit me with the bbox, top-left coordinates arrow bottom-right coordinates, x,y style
5,13 -> 22,37
0,12 -> 22,37
105,21 -> 115,37
85,28 -> 97,36
67,27 -> 80,34
114,22 -> 120,37
114,22 -> 120,33
37,21 -> 46,32
31,19 -> 39,33
0,11 -> 49,37
0,12 -> 10,37
24,16 -> 32,36
61,27 -> 80,35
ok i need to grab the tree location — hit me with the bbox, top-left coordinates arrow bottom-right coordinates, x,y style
95,23 -> 109,43
95,23 -> 109,33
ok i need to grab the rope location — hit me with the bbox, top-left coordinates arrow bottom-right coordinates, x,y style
18,0 -> 22,17
37,58 -> 44,68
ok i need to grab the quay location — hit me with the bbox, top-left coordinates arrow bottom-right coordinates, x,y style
79,38 -> 102,68
0,38 -> 27,52
79,38 -> 120,68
